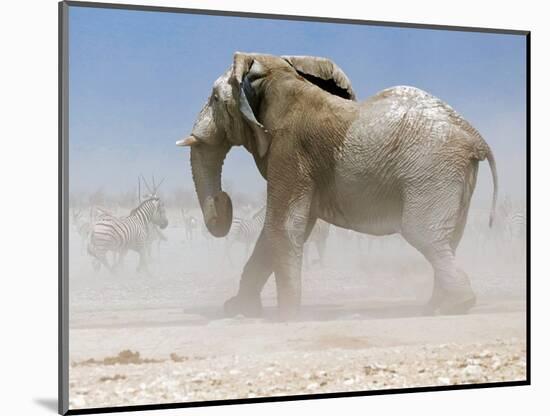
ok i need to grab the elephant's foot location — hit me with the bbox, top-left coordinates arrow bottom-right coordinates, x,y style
224,293 -> 263,318
424,288 -> 476,316
276,304 -> 300,321
276,293 -> 301,321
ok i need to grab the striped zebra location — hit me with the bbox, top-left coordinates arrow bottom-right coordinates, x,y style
226,207 -> 265,264
87,197 -> 168,274
226,207 -> 330,266
71,208 -> 91,254
183,215 -> 198,241
145,222 -> 168,261
90,205 -> 118,222
304,220 -> 330,267
506,211 -> 526,240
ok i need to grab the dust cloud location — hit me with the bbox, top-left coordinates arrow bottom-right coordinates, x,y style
67,191 -> 526,410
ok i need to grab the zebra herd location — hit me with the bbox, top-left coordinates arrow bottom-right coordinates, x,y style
490,201 -> 527,262
72,186 -> 526,277
226,206 -> 331,266
225,207 -> 266,262
503,211 -> 527,240
87,197 -> 168,274
74,176 -> 169,275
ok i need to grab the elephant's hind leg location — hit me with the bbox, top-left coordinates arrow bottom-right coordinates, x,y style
401,184 -> 476,315
421,246 -> 476,315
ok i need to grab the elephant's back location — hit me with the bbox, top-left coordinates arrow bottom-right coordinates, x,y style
335,85 -> 490,192
352,86 -> 489,164
326,86 -> 489,235
366,86 -> 480,136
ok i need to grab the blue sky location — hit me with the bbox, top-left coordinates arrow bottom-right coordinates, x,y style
68,6 -> 527,203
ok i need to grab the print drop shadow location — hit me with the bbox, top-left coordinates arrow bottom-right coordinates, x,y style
33,398 -> 57,413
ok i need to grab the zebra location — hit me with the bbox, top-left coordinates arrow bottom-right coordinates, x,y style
493,196 -> 526,240
303,220 -> 330,267
506,211 -> 527,240
226,207 -> 330,267
145,222 -> 168,261
226,207 -> 265,264
183,215 -> 198,241
87,197 -> 168,274
71,208 -> 91,254
90,205 -> 117,223
497,210 -> 527,262
137,174 -> 169,260
486,197 -> 527,261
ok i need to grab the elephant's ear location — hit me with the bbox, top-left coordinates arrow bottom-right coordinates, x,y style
282,55 -> 356,101
231,52 -> 271,158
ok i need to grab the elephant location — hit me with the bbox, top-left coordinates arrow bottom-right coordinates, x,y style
176,52 -> 498,318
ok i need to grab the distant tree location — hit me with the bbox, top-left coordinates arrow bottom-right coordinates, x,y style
223,179 -> 234,194
88,188 -> 106,207
69,191 -> 86,209
116,189 -> 138,210
171,187 -> 197,211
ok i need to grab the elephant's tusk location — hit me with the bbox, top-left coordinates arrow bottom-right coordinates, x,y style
176,135 -> 199,147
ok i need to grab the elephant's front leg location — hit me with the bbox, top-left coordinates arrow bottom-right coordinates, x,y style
267,191 -> 313,319
224,227 -> 273,317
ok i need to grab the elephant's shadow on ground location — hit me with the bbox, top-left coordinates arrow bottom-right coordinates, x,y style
184,298 -> 513,323
185,301 -> 431,323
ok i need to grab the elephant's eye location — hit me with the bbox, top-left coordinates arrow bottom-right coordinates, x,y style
213,94 -> 219,102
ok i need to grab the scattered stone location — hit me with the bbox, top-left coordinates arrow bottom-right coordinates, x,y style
463,365 -> 482,378
479,350 -> 492,358
69,339 -> 526,408
99,374 -> 126,382
70,395 -> 86,408
74,350 -> 163,367
437,377 -> 451,385
170,353 -> 187,363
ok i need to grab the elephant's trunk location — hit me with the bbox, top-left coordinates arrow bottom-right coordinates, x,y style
190,142 -> 233,237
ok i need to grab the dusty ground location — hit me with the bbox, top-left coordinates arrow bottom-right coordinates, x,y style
70,339 -> 525,409
68,299 -> 526,410
68,213 -> 527,410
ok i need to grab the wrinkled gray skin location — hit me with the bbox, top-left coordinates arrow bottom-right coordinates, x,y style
177,52 -> 498,319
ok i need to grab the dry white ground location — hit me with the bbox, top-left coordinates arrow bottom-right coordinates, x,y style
69,300 -> 526,409
67,211 -> 527,410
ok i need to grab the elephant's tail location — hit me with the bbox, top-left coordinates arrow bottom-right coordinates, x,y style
486,147 -> 499,228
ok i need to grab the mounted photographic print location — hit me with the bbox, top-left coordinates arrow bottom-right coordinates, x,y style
59,1 -> 530,414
